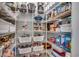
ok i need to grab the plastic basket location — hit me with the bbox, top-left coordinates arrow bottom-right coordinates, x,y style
60,24 -> 71,32
33,36 -> 44,42
18,37 -> 32,43
33,45 -> 44,52
18,47 -> 31,54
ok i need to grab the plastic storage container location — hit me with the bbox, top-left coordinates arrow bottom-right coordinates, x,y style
33,45 -> 44,52
33,36 -> 44,42
60,24 -> 71,32
18,37 -> 32,43
18,47 -> 31,54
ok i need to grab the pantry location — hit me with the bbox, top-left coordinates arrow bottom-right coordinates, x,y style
0,2 -> 75,57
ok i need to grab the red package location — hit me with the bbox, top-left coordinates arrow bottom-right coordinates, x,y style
53,49 -> 65,57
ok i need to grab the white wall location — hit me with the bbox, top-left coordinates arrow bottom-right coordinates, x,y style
72,3 -> 79,57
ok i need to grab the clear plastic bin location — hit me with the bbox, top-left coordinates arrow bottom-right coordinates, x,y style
33,36 -> 44,42
18,37 -> 32,43
33,45 -> 44,52
18,47 -> 31,54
